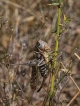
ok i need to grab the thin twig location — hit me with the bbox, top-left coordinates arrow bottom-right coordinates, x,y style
70,75 -> 80,92
60,63 -> 80,91
74,53 -> 80,60
67,91 -> 80,106
60,62 -> 80,106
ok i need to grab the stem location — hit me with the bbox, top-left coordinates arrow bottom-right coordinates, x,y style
49,0 -> 61,105
49,75 -> 55,97
54,2 -> 61,68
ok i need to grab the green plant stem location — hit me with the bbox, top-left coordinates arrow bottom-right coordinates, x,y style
54,4 -> 61,68
49,0 -> 61,105
49,75 -> 55,97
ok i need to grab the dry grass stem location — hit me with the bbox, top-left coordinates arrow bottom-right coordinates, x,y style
74,53 -> 80,60
60,62 -> 80,106
70,75 -> 80,92
67,91 -> 80,106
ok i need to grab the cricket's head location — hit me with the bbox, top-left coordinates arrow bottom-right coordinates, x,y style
36,39 -> 51,52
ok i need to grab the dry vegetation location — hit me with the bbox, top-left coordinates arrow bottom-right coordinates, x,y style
0,0 -> 80,106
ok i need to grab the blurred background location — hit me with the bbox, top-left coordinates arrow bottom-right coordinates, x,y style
0,0 -> 80,106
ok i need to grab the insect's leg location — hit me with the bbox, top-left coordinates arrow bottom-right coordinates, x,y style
37,77 -> 46,92
37,58 -> 45,66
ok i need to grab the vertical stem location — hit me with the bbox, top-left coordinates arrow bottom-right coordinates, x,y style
49,0 -> 61,105
49,75 -> 55,97
54,2 -> 61,68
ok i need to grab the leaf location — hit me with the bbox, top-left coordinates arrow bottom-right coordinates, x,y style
64,14 -> 67,21
64,14 -> 72,25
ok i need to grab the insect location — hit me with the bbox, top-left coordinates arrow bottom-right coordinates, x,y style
12,40 -> 51,92
30,40 -> 51,92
